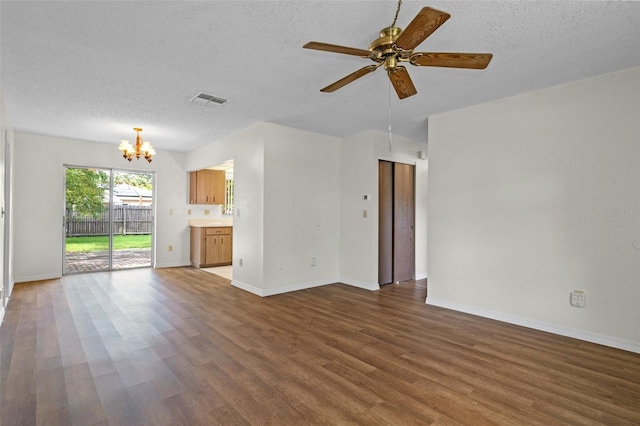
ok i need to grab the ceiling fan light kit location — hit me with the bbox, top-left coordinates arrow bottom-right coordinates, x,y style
303,3 -> 493,99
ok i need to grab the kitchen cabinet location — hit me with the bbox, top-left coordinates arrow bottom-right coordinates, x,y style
190,226 -> 232,267
189,170 -> 225,204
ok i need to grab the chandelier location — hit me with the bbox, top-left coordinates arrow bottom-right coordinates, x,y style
118,127 -> 155,163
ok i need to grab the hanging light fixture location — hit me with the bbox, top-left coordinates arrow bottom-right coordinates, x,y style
118,127 -> 155,163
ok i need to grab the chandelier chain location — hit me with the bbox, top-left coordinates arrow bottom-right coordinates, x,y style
391,0 -> 402,28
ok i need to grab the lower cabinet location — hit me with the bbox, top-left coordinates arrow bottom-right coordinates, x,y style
190,226 -> 232,267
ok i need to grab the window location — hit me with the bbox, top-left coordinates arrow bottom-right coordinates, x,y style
224,178 -> 234,215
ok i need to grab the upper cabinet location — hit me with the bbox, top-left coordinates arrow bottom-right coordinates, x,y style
189,169 -> 225,204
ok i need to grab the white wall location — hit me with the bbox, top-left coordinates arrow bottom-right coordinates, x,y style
185,123 -> 266,293
187,123 -> 342,296
339,130 -> 428,289
262,124 -> 340,294
13,133 -> 188,282
427,67 -> 640,353
187,123 -> 426,296
0,86 -> 15,316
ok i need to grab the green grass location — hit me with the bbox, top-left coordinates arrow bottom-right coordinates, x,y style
65,235 -> 152,252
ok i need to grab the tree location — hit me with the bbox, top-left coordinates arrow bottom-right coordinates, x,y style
65,168 -> 109,216
114,172 -> 152,189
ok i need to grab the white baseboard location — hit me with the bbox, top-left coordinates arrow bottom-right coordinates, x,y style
231,279 -> 265,297
340,278 -> 380,291
426,297 -> 640,354
415,273 -> 428,280
0,306 -> 5,324
232,278 -> 345,297
262,279 -> 335,297
154,261 -> 190,269
231,280 -> 380,297
15,273 -> 62,283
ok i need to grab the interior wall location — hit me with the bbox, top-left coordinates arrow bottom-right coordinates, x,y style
0,86 -> 15,312
339,130 -> 428,289
427,66 -> 640,352
13,133 -> 188,282
262,124 -> 340,295
185,123 -> 266,293
187,123 -> 426,296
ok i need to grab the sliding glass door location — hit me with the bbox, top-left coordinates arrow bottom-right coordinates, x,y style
64,166 -> 154,274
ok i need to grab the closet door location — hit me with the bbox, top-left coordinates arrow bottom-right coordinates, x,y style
378,161 -> 415,285
393,162 -> 415,283
378,161 -> 393,285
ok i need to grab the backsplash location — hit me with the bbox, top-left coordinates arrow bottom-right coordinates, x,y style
188,204 -> 225,219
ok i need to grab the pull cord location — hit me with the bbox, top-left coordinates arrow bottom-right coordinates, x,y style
388,78 -> 393,152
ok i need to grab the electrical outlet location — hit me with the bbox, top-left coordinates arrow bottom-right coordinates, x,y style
169,208 -> 174,215
310,257 -> 316,266
570,290 -> 585,307
168,245 -> 173,252
239,258 -> 243,267
204,209 -> 210,215
187,209 -> 192,215
363,209 -> 367,218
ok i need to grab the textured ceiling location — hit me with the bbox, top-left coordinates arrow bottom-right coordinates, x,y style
1,1 -> 639,152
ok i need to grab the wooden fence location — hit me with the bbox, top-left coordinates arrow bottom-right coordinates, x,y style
65,205 -> 153,236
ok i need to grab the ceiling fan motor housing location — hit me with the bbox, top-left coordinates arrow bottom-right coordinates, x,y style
370,27 -> 402,70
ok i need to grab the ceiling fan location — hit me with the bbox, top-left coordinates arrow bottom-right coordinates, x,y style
303,3 -> 493,99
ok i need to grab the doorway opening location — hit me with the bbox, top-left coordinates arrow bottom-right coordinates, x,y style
378,160 -> 415,285
64,166 -> 154,274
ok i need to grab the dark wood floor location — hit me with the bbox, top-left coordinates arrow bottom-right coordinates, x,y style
1,268 -> 639,425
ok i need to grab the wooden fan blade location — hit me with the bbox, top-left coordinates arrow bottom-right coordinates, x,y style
388,66 -> 417,99
320,65 -> 380,92
304,41 -> 372,58
394,7 -> 450,51
411,52 -> 493,69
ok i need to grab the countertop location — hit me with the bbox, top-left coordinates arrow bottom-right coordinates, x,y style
189,219 -> 233,228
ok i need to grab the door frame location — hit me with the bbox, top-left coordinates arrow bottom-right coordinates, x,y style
378,158 -> 416,285
63,165 -> 156,274
2,130 -> 12,311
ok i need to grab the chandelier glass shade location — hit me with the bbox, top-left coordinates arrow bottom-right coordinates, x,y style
118,127 -> 155,163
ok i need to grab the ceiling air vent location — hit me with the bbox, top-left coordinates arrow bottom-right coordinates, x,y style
191,92 -> 229,107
